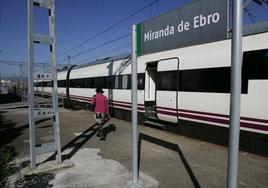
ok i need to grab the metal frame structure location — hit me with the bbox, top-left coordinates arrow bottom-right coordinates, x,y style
28,0 -> 61,169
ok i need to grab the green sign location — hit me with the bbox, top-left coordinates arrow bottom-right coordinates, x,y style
137,0 -> 228,56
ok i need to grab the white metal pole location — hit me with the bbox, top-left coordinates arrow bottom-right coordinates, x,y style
0,71 -> 1,94
227,0 -> 230,38
227,0 -> 243,187
131,24 -> 139,187
28,0 -> 36,169
49,0 -> 62,163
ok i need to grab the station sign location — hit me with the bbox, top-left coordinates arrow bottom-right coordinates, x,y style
136,0 -> 228,55
34,72 -> 52,80
35,108 -> 55,118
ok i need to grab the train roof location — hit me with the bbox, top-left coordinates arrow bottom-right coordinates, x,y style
243,21 -> 268,36
230,21 -> 268,38
74,53 -> 131,70
58,53 -> 131,72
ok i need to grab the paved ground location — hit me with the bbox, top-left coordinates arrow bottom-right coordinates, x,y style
1,105 -> 268,187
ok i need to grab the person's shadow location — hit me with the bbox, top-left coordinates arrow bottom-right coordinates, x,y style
101,124 -> 116,140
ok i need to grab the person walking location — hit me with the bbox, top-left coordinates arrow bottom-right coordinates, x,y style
91,88 -> 109,140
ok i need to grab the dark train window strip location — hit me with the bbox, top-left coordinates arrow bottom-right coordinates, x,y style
178,67 -> 232,93
243,49 -> 268,80
35,73 -> 146,90
157,49 -> 268,93
34,49 -> 268,93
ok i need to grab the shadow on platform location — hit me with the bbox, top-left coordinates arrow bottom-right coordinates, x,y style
0,111 -> 50,148
138,133 -> 201,188
0,93 -> 21,104
15,173 -> 54,188
43,119 -> 115,163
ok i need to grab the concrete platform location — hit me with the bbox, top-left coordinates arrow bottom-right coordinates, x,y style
1,107 -> 268,187
21,160 -> 74,176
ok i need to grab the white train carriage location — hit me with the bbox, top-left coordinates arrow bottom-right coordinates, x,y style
36,22 -> 268,156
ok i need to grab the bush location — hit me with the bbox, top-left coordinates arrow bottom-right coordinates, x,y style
0,146 -> 17,187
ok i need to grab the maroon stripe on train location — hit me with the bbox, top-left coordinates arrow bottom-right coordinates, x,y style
240,117 -> 268,124
69,94 -> 144,106
178,112 -> 229,124
67,94 -> 268,131
67,94 -> 268,125
109,99 -> 144,106
157,110 -> 177,116
71,95 -> 92,100
70,96 -> 91,101
178,108 -> 268,124
157,109 -> 229,124
70,96 -> 144,111
157,110 -> 268,131
158,106 -> 268,124
179,109 -> 268,124
112,103 -> 144,111
241,122 -> 268,131
178,108 -> 228,118
157,106 -> 177,112
70,97 -> 91,102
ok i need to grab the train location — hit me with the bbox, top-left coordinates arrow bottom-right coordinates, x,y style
35,22 -> 268,156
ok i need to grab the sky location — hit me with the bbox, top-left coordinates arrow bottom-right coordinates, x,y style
0,0 -> 268,78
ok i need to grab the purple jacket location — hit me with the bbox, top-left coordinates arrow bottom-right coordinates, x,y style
91,93 -> 109,114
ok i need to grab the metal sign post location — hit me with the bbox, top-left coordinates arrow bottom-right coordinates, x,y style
28,0 -> 62,169
129,24 -> 142,188
28,0 -> 36,169
49,0 -> 62,163
227,0 -> 243,187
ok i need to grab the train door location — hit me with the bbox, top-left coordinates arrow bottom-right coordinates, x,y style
144,63 -> 157,119
156,59 -> 179,123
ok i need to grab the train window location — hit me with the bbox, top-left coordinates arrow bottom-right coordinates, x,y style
241,49 -> 268,93
157,71 -> 176,91
137,73 -> 145,90
243,49 -> 268,80
47,81 -> 53,87
94,77 -> 104,88
94,77 -> 99,88
98,77 -> 103,88
179,67 -> 230,93
37,82 -> 40,87
58,80 -> 66,87
62,80 -> 66,87
84,78 -> 92,88
118,75 -> 123,89
102,77 -> 107,88
107,76 -> 114,89
40,82 -> 45,87
127,74 -> 131,89
122,75 -> 128,89
77,79 -> 84,88
91,78 -> 95,88
114,76 -> 119,89
70,79 -> 75,88
177,49 -> 268,93
93,77 -> 99,88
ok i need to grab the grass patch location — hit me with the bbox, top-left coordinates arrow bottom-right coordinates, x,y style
0,145 -> 17,187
